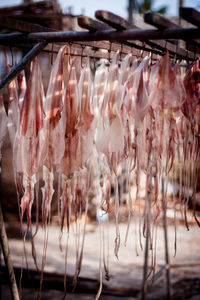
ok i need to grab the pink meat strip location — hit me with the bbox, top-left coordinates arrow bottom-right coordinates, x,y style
13,57 -> 45,227
4,51 -> 20,149
0,94 -> 8,160
42,45 -> 66,225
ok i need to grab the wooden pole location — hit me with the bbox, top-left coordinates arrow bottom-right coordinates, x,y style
0,27 -> 200,44
161,178 -> 171,300
0,204 -> 19,300
141,177 -> 152,299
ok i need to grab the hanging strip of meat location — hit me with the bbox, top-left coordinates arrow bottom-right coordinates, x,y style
0,94 -> 8,160
4,51 -> 19,149
13,56 -> 45,228
42,45 -> 66,226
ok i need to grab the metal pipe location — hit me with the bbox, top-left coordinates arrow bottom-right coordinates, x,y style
0,41 -> 47,90
0,28 -> 199,43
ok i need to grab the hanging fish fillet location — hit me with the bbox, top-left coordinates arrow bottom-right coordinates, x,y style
182,59 -> 200,226
0,94 -> 8,160
77,56 -> 95,167
6,44 -> 200,300
13,57 -> 45,227
42,45 -> 66,225
17,69 -> 27,109
58,57 -> 80,229
4,51 -> 20,149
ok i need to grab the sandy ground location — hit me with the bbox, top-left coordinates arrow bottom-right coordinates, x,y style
1,215 -> 200,300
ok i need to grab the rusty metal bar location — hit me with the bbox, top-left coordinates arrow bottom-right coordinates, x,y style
0,41 -> 47,90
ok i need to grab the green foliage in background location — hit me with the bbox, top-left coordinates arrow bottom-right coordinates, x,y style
136,0 -> 168,14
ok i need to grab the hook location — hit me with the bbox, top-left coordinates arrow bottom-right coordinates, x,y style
9,46 -> 14,67
164,40 -> 168,56
172,42 -> 178,65
93,47 -> 97,71
108,42 -> 112,62
51,44 -> 54,65
185,49 -> 190,67
131,46 -> 135,57
150,50 -> 153,66
140,48 -> 144,60
120,43 -> 123,60
68,42 -> 72,64
140,42 -> 145,60
81,45 -> 85,68
194,47 -> 197,61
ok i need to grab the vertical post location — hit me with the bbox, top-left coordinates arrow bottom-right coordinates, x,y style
0,204 -> 19,300
161,178 -> 171,300
0,160 -> 19,300
141,180 -> 151,300
0,161 -> 1,299
128,0 -> 135,24
179,0 -> 184,26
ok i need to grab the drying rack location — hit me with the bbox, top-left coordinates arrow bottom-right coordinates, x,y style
0,6 -> 200,300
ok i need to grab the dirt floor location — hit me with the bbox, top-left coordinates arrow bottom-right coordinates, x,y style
1,214 -> 200,300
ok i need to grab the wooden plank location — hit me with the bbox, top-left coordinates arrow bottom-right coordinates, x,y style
95,10 -> 174,53
144,11 -> 180,29
0,203 -> 19,300
0,265 -> 139,297
95,10 -> 152,53
0,0 -> 52,14
144,11 -> 200,51
95,10 -> 136,30
0,16 -> 55,33
94,10 -> 197,59
0,14 -> 63,20
78,16 -> 111,31
180,7 -> 200,27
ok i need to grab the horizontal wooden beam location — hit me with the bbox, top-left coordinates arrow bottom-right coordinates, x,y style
144,11 -> 200,50
78,16 -> 111,31
0,265 -> 138,297
0,28 -> 199,54
95,10 -> 136,30
0,0 -> 52,14
144,11 -> 180,29
94,10 -> 197,58
0,16 -> 55,33
180,7 -> 200,27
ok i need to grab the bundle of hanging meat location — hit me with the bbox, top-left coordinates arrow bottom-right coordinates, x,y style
3,47 -> 200,299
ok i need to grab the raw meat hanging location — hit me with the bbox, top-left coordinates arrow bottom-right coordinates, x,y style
13,56 -> 46,229
3,47 -> 200,299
